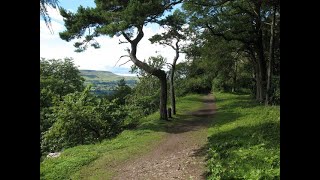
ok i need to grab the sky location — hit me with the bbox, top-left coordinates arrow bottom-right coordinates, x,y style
40,0 -> 185,76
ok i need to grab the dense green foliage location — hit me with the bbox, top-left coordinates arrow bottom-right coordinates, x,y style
207,92 -> 280,179
41,86 -> 127,153
40,58 -> 85,99
183,0 -> 280,104
182,35 -> 253,94
40,58 -> 85,156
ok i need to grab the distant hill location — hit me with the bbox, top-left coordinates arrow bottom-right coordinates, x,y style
80,70 -> 137,81
80,70 -> 138,96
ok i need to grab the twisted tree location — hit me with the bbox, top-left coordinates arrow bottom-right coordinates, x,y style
149,9 -> 187,115
59,0 -> 182,120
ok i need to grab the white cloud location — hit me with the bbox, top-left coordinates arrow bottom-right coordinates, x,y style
40,20 -> 65,40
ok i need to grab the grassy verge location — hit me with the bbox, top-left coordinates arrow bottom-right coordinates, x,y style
207,92 -> 280,179
40,94 -> 203,180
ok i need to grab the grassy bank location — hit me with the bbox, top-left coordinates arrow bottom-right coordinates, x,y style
207,92 -> 280,179
40,94 -> 203,180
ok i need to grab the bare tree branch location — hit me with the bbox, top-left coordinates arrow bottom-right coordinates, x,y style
163,0 -> 184,10
160,42 -> 176,50
247,1 -> 259,16
166,62 -> 173,67
119,59 -> 131,67
119,39 -> 129,44
114,55 -> 130,67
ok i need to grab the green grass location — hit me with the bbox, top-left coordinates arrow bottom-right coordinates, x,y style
40,94 -> 204,180
206,92 -> 280,179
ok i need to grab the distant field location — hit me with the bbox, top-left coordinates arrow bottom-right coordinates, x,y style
80,70 -> 138,95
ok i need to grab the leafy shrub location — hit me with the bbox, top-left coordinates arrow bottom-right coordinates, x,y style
41,86 -> 127,153
212,75 -> 232,92
40,58 -> 85,157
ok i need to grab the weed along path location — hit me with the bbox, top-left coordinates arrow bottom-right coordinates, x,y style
113,94 -> 216,180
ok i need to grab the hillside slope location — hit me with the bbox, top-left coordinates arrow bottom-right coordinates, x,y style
80,70 -> 138,82
79,70 -> 138,95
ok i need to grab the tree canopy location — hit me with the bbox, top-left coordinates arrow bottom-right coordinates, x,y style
59,0 -> 182,52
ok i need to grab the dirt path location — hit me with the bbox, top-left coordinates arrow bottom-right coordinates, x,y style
113,94 -> 216,180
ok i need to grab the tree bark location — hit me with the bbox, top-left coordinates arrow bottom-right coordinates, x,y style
232,59 -> 237,93
254,2 -> 267,103
256,38 -> 267,103
170,42 -> 179,115
265,4 -> 276,105
255,64 -> 262,101
247,45 -> 261,101
170,68 -> 176,115
160,73 -> 168,120
123,26 -> 168,120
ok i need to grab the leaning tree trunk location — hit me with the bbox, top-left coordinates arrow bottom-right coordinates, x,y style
170,46 -> 179,115
123,26 -> 168,120
266,4 -> 277,105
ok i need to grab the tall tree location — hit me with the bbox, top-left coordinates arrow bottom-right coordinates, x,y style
59,0 -> 182,120
149,9 -> 187,115
40,58 -> 85,100
265,1 -> 279,105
